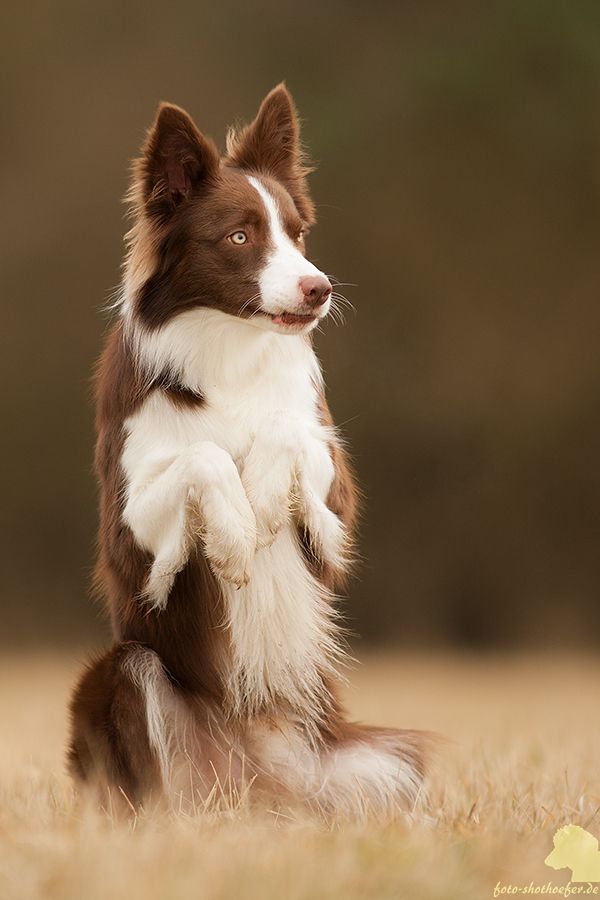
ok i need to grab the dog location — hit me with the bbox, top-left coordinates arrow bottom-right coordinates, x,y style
68,84 -> 430,819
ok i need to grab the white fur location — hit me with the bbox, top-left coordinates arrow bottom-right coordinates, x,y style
251,719 -> 423,819
241,407 -> 345,564
122,426 -> 257,606
123,648 -> 175,793
129,303 -> 321,396
222,526 -> 341,722
318,742 -> 423,818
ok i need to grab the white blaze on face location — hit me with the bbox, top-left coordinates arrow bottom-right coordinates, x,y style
248,176 -> 331,328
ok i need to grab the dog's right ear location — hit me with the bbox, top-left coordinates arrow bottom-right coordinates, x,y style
135,104 -> 220,220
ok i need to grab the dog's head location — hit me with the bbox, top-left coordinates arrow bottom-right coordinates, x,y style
123,85 -> 331,335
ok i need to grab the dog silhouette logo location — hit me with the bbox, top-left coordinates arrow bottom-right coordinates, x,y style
545,825 -> 600,882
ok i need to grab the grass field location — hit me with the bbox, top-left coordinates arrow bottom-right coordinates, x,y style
0,649 -> 599,899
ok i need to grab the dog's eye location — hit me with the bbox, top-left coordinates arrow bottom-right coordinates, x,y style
229,231 -> 248,245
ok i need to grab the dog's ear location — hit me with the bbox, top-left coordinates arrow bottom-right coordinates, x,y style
225,84 -> 315,225
135,104 -> 220,220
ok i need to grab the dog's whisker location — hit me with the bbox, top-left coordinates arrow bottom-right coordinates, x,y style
327,304 -> 346,326
238,292 -> 262,316
328,294 -> 355,324
327,276 -> 357,289
331,292 -> 355,309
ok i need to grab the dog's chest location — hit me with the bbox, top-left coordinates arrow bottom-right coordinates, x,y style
129,336 -> 326,474
193,371 -> 318,464
121,327 -> 339,715
127,309 -> 330,468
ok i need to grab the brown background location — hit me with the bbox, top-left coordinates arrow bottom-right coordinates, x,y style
2,0 -> 600,649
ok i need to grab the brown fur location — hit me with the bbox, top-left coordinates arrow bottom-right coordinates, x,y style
69,644 -> 163,809
225,85 -> 316,225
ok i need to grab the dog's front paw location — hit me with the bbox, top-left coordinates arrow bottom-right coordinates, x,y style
241,411 -> 303,549
186,442 -> 257,587
299,487 -> 349,571
201,509 -> 256,588
244,476 -> 296,551
143,554 -> 186,611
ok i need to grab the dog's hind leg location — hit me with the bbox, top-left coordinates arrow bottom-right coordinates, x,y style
68,642 -> 172,811
246,716 -> 431,822
314,724 -> 431,821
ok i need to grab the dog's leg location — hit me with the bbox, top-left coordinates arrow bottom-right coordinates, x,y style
68,643 -> 174,811
241,410 -> 303,549
314,725 -> 429,820
247,717 -> 429,821
296,447 -> 350,573
124,441 -> 257,608
241,410 -> 347,566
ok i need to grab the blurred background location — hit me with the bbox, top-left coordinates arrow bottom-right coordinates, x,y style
1,0 -> 600,651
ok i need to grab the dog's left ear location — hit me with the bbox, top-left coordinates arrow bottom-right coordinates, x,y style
134,103 -> 221,222
225,84 -> 315,225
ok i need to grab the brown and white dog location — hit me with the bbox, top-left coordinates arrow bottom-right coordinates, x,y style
68,85 -> 429,818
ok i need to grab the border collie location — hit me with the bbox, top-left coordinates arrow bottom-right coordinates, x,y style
68,84 -> 429,819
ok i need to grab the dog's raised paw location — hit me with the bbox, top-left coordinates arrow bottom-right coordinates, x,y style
200,499 -> 257,588
241,410 -> 305,549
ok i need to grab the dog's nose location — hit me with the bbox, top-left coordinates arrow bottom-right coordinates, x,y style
299,275 -> 332,309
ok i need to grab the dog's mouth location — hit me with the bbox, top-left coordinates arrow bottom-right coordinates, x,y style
269,311 -> 318,330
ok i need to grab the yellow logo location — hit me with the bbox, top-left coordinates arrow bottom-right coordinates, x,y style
545,826 -> 600,883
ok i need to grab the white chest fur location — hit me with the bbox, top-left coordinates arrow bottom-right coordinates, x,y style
120,309 -> 343,719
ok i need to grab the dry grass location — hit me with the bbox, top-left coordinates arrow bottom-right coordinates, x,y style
0,649 -> 599,899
